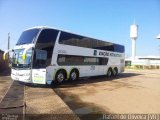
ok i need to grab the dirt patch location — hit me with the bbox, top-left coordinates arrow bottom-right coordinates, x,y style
54,88 -> 111,120
53,70 -> 160,117
0,76 -> 12,102
25,84 -> 80,120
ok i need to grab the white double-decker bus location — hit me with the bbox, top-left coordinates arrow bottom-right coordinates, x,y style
3,26 -> 125,85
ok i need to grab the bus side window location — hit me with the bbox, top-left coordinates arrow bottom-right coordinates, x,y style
99,58 -> 108,65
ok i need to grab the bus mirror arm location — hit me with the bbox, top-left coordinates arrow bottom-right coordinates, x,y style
3,49 -> 12,60
22,46 -> 35,60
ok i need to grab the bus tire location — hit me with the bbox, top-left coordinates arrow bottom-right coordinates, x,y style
113,67 -> 118,77
107,68 -> 112,77
70,69 -> 79,81
55,70 -> 66,84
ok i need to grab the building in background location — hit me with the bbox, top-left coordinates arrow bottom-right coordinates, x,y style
125,56 -> 160,69
0,49 -> 10,75
125,23 -> 160,69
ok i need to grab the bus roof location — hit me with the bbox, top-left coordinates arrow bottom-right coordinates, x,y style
24,26 -> 124,46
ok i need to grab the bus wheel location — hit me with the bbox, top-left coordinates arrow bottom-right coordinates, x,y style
113,68 -> 118,77
55,70 -> 65,84
70,70 -> 79,81
107,68 -> 112,77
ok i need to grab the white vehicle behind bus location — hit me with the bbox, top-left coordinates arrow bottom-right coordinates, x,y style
3,26 -> 125,85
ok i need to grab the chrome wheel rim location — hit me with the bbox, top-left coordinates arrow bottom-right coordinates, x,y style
71,72 -> 77,80
57,73 -> 64,82
113,69 -> 116,75
108,70 -> 111,76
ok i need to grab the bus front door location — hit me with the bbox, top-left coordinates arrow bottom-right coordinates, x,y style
32,69 -> 46,84
32,49 -> 47,84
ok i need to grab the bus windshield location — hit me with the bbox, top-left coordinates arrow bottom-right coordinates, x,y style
16,29 -> 40,45
12,49 -> 33,69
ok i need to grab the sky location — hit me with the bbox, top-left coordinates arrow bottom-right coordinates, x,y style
0,0 -> 160,57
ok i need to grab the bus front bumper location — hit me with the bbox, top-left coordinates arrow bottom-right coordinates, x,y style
11,69 -> 31,83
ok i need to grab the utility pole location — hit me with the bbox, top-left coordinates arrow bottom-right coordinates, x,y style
7,33 -> 10,62
8,33 -> 10,50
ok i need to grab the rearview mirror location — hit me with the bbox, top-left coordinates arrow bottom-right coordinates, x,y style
3,53 -> 8,60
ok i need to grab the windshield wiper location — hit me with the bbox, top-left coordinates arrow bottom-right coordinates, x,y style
16,43 -> 26,45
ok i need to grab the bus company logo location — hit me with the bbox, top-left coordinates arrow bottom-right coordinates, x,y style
99,51 -> 122,57
93,50 -> 97,56
110,53 -> 122,57
99,51 -> 109,56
